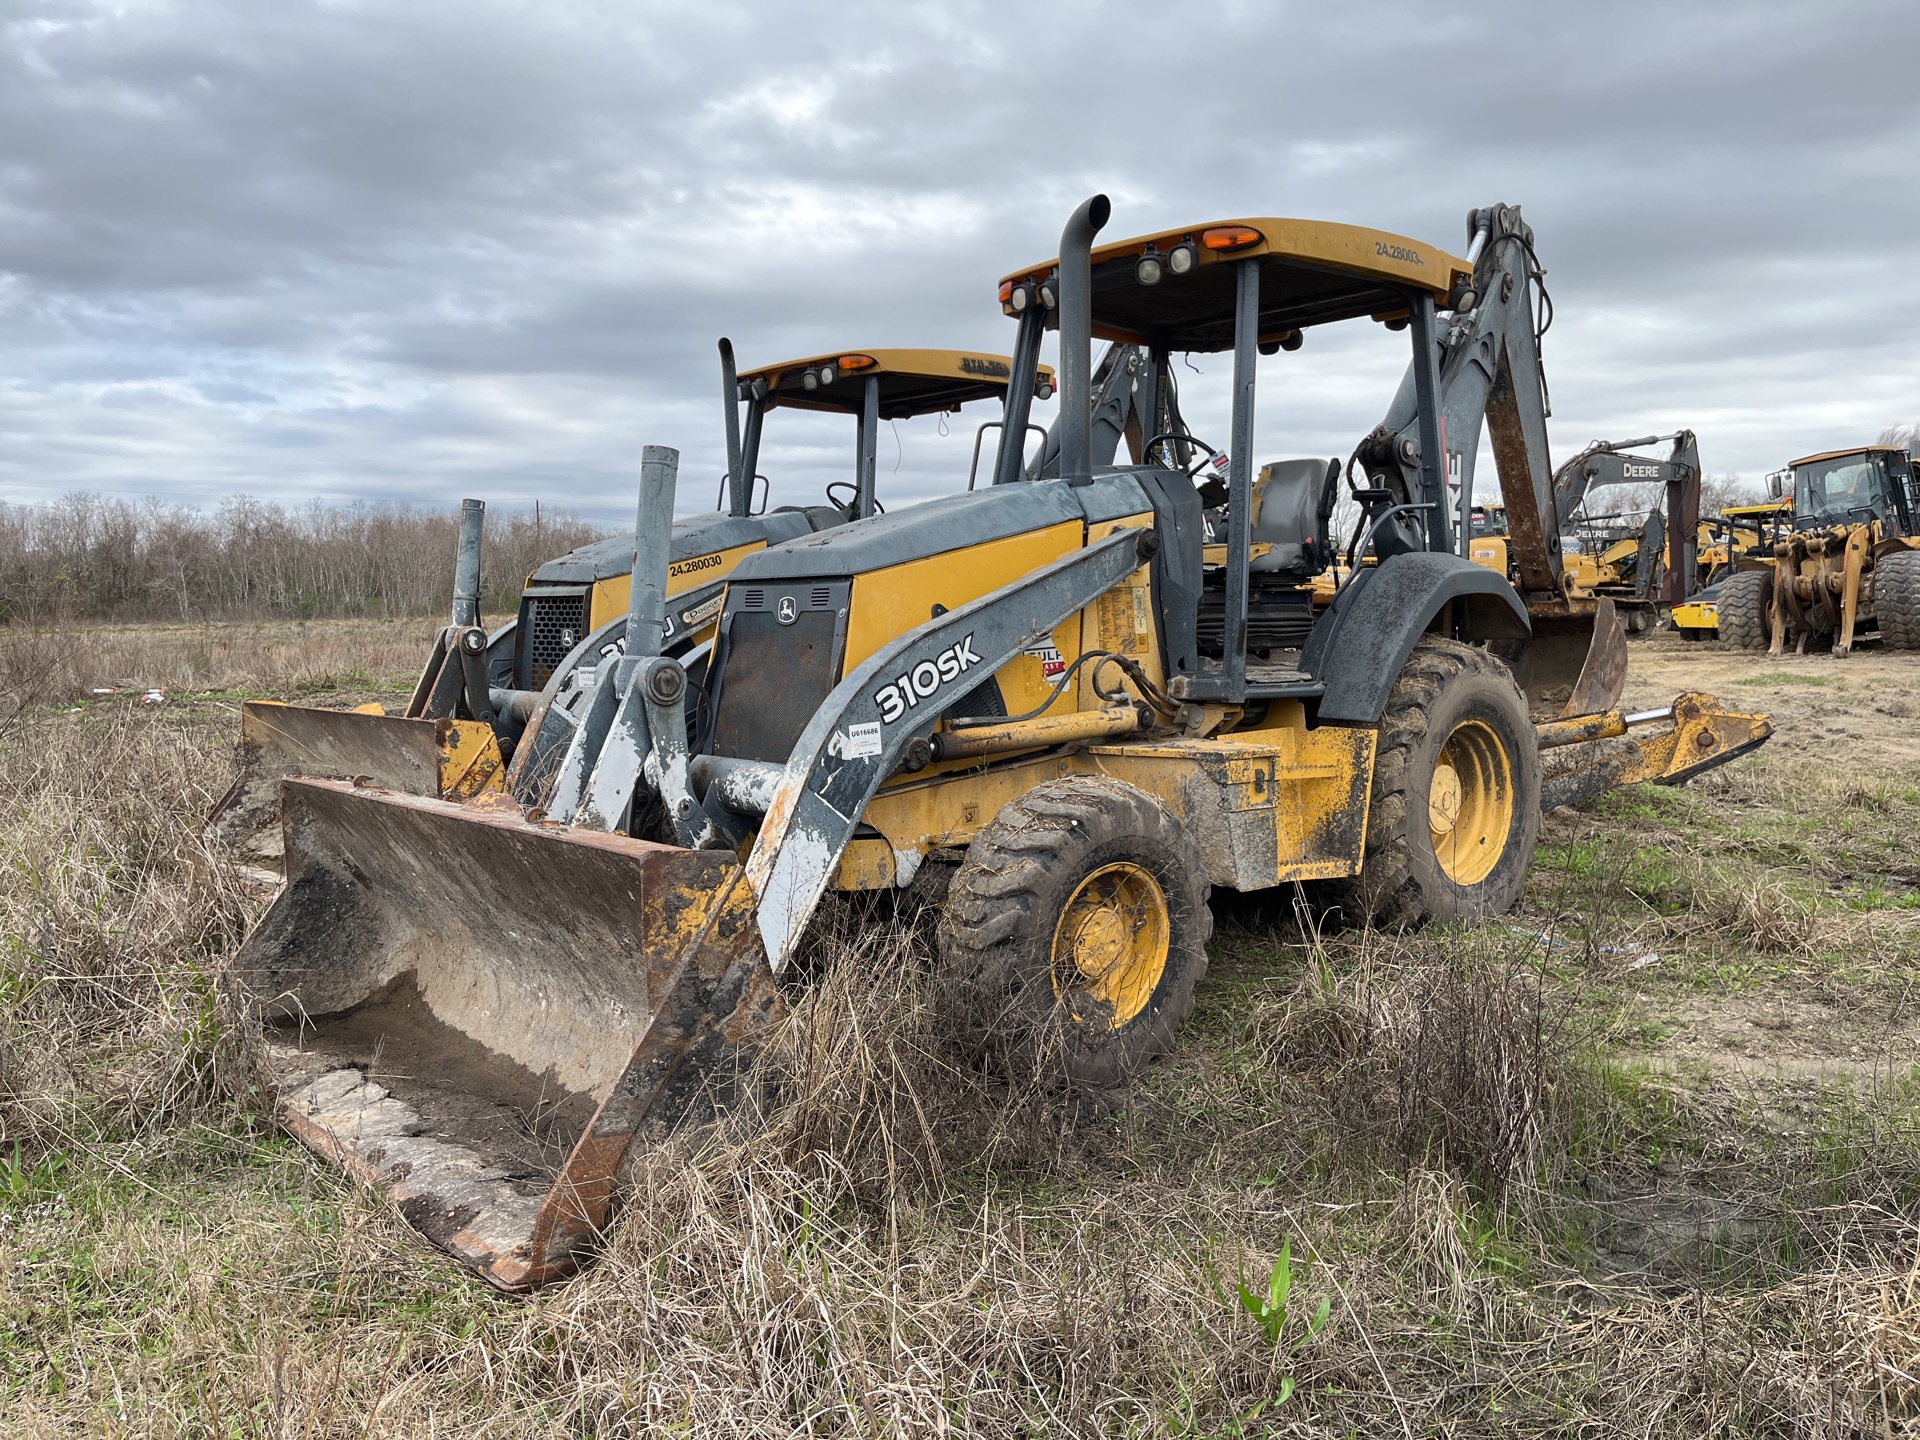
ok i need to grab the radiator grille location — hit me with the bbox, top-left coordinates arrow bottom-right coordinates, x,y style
520,589 -> 589,688
709,578 -> 851,763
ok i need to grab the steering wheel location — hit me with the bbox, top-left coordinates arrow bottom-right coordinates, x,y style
824,481 -> 885,515
1141,431 -> 1221,478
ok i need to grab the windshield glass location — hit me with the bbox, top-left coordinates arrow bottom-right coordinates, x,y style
1794,453 -> 1886,524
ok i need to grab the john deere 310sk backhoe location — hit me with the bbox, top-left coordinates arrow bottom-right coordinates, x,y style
226,197 -> 1772,1290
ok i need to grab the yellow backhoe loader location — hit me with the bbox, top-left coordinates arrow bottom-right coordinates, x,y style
206,346 -> 1053,866
1716,445 -> 1920,654
223,197 -> 1772,1290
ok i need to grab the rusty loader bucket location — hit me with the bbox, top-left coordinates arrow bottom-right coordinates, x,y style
207,703 -> 504,865
228,777 -> 779,1289
224,449 -> 791,1290
206,498 -> 517,869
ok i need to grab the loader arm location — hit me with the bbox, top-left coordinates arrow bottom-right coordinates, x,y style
743,526 -> 1153,969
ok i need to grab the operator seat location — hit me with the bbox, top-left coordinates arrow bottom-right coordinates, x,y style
1248,459 -> 1341,579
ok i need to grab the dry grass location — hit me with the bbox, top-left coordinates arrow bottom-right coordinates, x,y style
1,620 -> 1919,1435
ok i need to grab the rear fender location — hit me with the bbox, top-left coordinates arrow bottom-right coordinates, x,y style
1304,552 -> 1530,724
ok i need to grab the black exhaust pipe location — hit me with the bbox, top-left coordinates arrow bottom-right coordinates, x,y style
1056,193 -> 1111,485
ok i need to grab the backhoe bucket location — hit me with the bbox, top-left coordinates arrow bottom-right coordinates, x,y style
206,701 -> 504,867
1502,599 -> 1630,718
226,776 -> 782,1290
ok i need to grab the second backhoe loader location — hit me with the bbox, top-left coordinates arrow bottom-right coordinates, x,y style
226,196 -> 1772,1291
207,345 -> 1051,866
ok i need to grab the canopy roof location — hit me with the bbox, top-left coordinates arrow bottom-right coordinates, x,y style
740,349 -> 1051,419
1790,445 -> 1909,468
1000,218 -> 1472,352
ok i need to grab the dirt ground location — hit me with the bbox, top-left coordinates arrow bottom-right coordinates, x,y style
1611,635 -> 1920,1077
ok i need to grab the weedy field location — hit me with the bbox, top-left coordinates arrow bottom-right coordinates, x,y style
1,618 -> 1918,1437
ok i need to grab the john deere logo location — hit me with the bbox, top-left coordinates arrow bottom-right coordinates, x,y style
776,596 -> 798,625
959,356 -> 1010,378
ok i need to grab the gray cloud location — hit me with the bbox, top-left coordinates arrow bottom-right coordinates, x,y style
2,0 -> 1917,523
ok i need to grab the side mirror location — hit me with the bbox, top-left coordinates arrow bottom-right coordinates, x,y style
1766,470 -> 1785,499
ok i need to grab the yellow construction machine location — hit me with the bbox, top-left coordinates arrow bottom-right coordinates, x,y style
1471,433 -> 1702,633
1671,498 -> 1790,640
1715,445 -> 1920,654
206,345 -> 1053,866
223,198 -> 1772,1290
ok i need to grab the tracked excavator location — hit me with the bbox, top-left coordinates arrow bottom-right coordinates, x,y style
1469,432 -> 1702,633
1555,432 -> 1702,627
206,345 -> 1054,866
225,197 -> 1773,1290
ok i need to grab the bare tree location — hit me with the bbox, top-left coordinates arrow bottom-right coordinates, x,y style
0,494 -> 604,625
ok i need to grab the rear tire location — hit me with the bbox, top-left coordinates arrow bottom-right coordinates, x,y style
940,776 -> 1210,1089
1876,549 -> 1920,651
1324,637 -> 1540,930
1717,569 -> 1773,650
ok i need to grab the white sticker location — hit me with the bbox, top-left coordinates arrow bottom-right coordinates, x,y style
1025,641 -> 1065,678
839,721 -> 883,759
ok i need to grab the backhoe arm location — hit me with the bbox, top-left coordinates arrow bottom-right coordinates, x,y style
1553,431 -> 1703,602
1361,204 -> 1564,600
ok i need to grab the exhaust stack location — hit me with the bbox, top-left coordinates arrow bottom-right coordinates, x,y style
1056,193 -> 1111,485
719,339 -> 747,517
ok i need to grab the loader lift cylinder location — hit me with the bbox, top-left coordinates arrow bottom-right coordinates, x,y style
627,445 -> 677,661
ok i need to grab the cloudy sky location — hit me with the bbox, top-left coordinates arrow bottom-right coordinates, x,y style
2,0 -> 1917,523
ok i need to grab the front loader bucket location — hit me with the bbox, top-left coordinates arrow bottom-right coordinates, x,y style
207,701 -> 503,867
226,777 -> 781,1290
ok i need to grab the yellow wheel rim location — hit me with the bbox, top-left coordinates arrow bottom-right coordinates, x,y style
1050,861 -> 1170,1030
1427,719 -> 1515,886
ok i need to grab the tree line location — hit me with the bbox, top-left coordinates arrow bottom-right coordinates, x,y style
0,493 -> 606,624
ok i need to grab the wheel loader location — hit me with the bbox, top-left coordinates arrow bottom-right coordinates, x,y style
206,345 -> 1054,866
224,197 -> 1773,1290
1716,444 -> 1920,654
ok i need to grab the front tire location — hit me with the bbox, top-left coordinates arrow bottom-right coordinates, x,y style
1876,549 -> 1920,651
940,777 -> 1210,1089
1325,637 -> 1540,929
1717,569 -> 1773,650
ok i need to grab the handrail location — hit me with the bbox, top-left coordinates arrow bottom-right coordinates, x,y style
969,421 -> 1049,490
